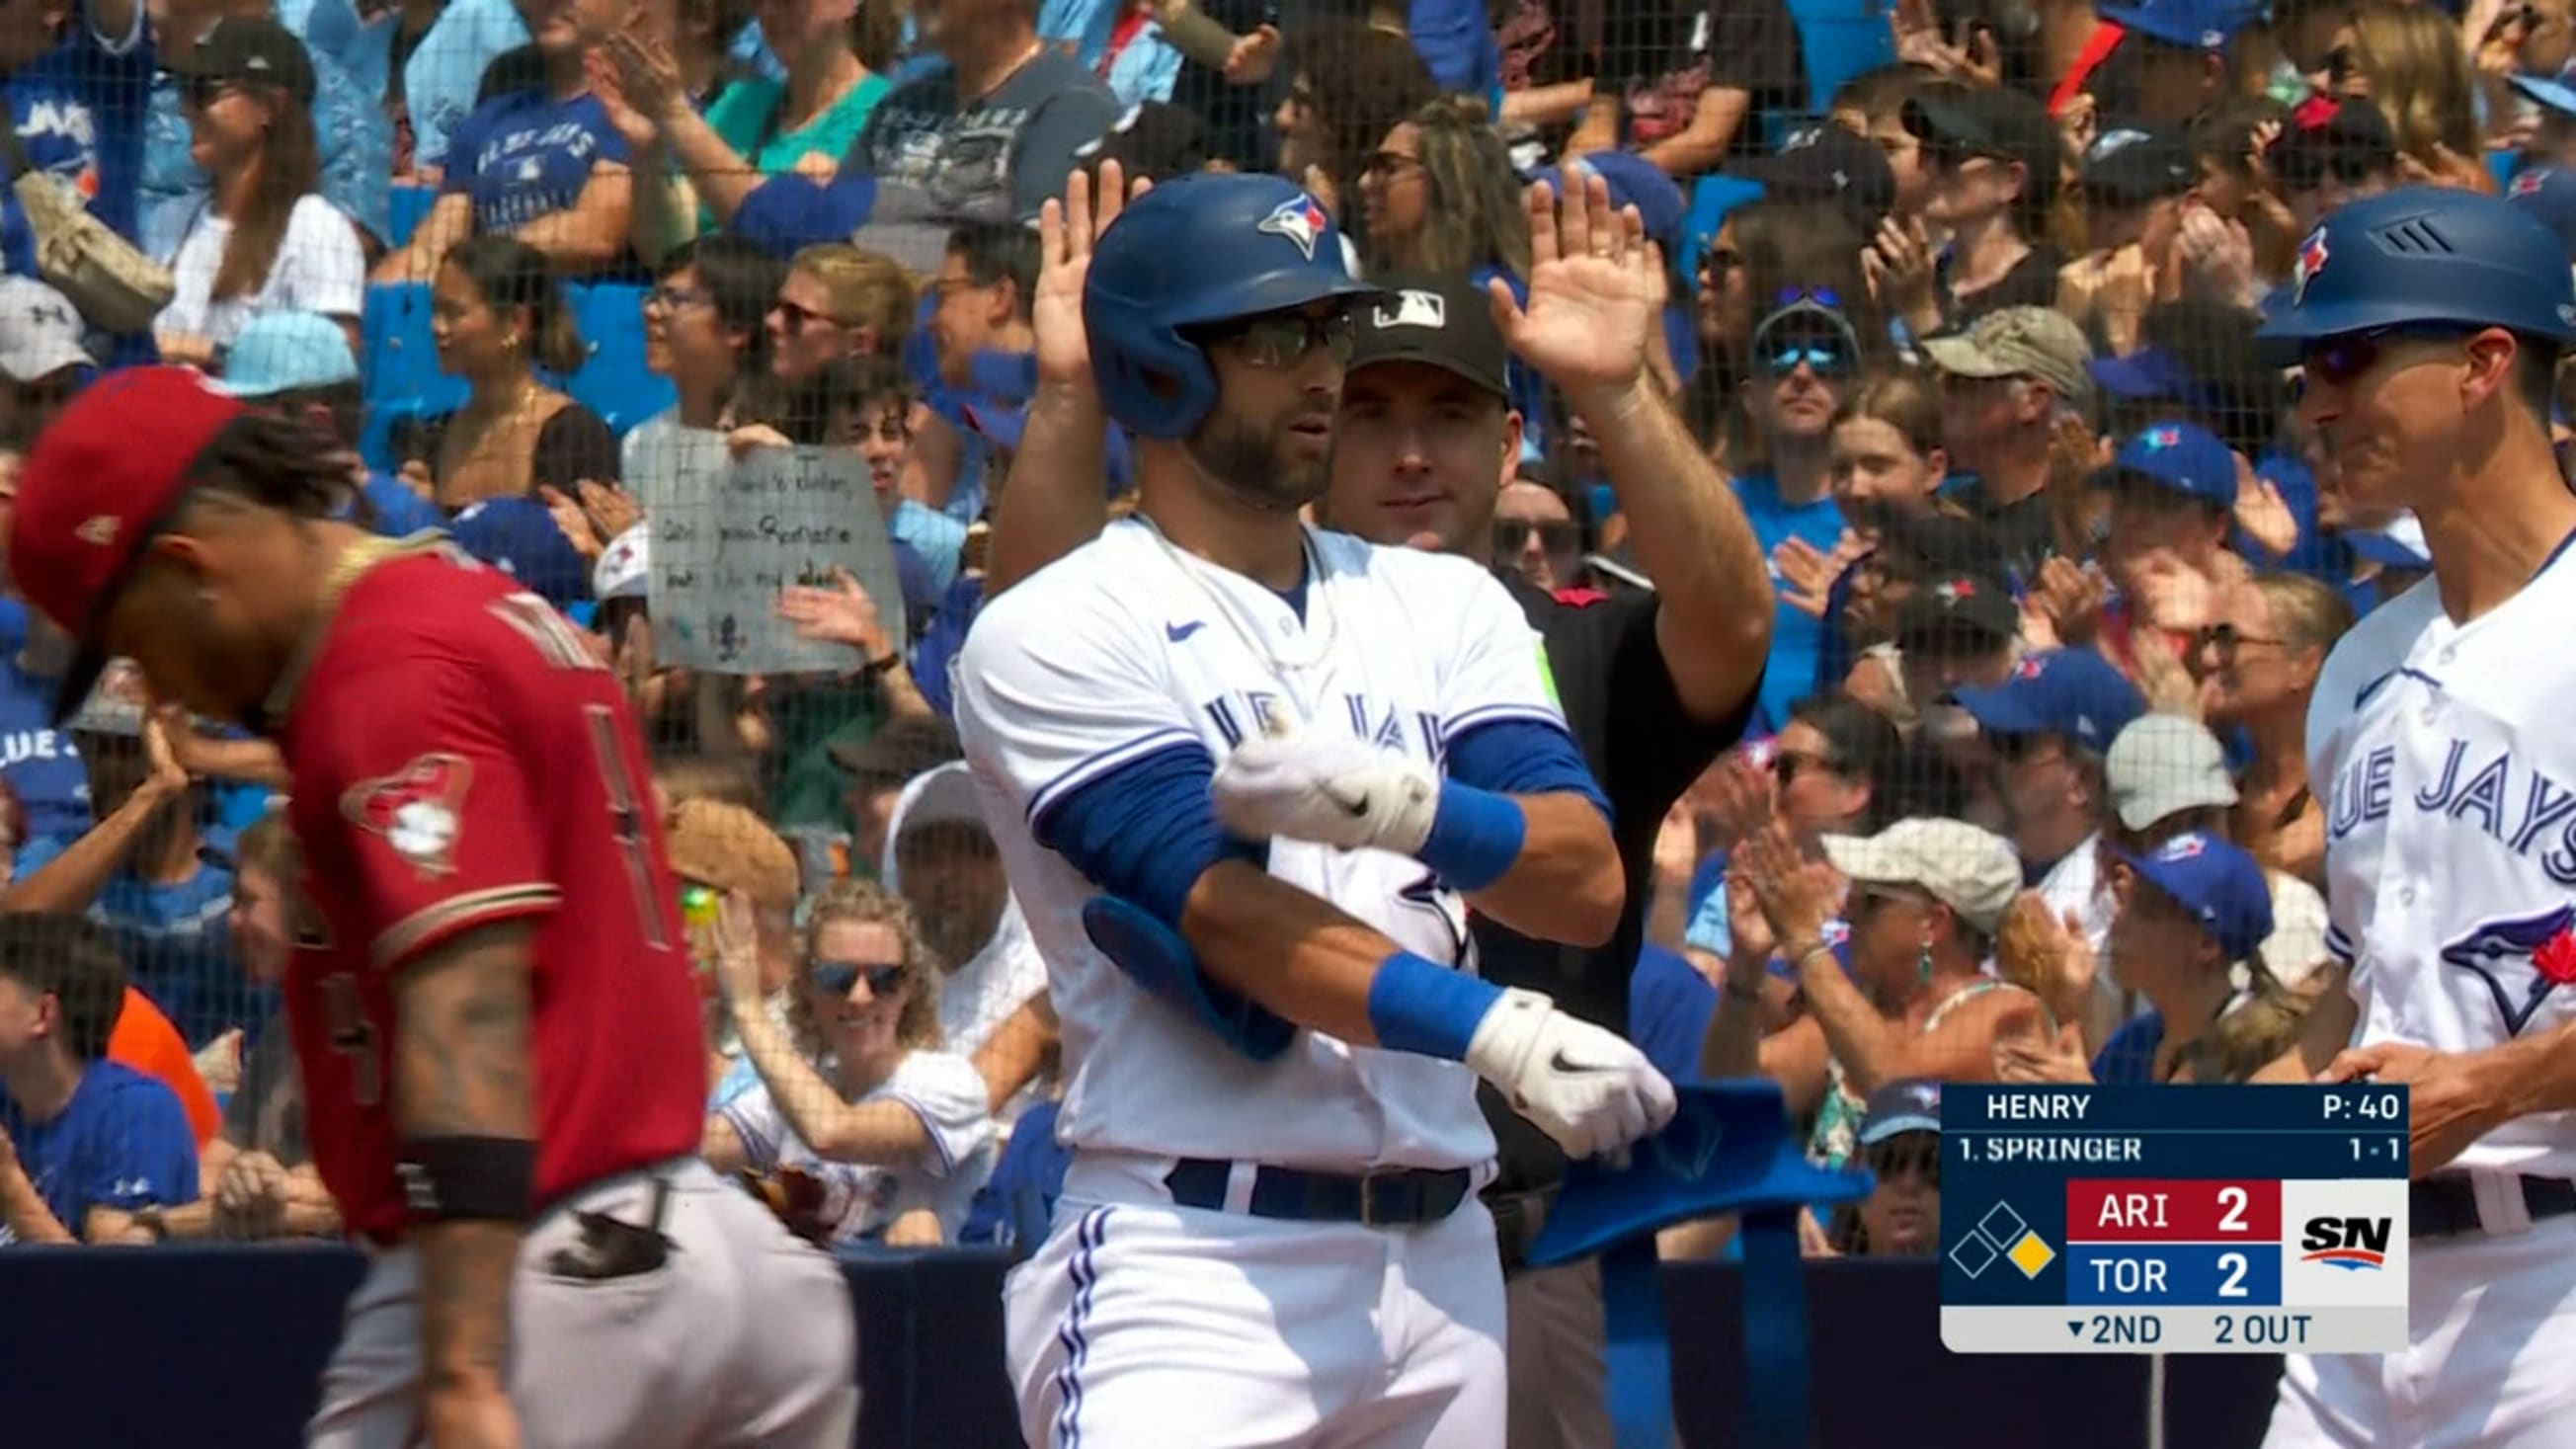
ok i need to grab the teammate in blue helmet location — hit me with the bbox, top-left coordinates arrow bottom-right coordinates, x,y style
2251,186 -> 2576,1448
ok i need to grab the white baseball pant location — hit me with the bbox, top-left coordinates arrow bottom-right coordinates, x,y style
307,1158 -> 857,1448
1006,1154 -> 1508,1448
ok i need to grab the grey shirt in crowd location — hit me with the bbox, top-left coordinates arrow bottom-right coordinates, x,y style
841,51 -> 1119,273
221,1009 -> 307,1167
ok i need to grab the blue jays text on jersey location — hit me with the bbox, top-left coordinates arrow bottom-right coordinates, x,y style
1200,687 -> 1446,764
2330,737 -> 2576,885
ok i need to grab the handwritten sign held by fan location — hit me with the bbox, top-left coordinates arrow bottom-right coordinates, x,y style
651,444 -> 906,675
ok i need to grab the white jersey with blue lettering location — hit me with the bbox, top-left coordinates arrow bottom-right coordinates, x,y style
2306,547 -> 2576,1178
954,518 -> 1566,1175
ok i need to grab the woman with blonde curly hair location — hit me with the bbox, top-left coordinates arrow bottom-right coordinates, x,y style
703,878 -> 998,1245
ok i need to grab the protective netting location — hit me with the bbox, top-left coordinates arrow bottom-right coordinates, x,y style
0,0 -> 2507,1399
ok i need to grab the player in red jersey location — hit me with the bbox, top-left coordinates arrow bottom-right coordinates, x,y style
6,369 -> 856,1449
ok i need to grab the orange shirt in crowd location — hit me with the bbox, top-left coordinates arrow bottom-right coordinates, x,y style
107,988 -> 219,1148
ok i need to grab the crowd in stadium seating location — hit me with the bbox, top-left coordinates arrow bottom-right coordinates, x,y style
0,0 -> 2545,1341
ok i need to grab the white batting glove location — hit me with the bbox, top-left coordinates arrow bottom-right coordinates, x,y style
1464,988 -> 1678,1159
1211,731 -> 1439,853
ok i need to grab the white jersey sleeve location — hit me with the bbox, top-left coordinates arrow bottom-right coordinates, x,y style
879,1050 -> 997,1178
953,555 -> 1192,831
1415,551 -> 1570,742
717,1084 -> 791,1174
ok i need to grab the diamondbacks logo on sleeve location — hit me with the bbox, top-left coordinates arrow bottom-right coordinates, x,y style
342,753 -> 473,876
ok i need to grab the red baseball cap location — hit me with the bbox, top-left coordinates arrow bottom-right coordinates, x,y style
10,366 -> 247,722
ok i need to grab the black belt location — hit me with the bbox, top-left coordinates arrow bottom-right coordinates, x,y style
2410,1174 -> 2576,1239
1163,1158 -> 1473,1227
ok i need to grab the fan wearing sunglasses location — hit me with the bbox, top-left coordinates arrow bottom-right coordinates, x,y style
705,878 -> 997,1247
2192,573 -> 2353,889
156,18 -> 364,372
1736,290 -> 1863,730
1820,1080 -> 1944,1255
1680,693 -> 1895,972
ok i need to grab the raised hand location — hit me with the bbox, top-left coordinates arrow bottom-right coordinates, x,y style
2031,554 -> 2107,649
776,568 -> 892,661
1222,23 -> 1282,84
1035,160 -> 1152,390
604,31 -> 687,126
1489,171 -> 1654,399
585,50 -> 658,151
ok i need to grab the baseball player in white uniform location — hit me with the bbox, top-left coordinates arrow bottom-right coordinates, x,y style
2254,189 -> 2576,1446
953,174 -> 1674,1446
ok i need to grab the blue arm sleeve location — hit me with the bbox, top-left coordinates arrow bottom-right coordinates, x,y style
1034,743 -> 1263,928
1445,716 -> 1611,824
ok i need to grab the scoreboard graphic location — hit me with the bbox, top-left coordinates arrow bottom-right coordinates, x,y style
1941,1086 -> 2410,1354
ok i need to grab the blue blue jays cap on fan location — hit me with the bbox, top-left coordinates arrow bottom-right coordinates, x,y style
1085,172 -> 1381,440
2097,0 -> 2258,49
2255,185 -> 2576,363
2511,71 -> 2576,119
2114,830 -> 2275,961
1951,648 -> 2146,752
2097,419 -> 2238,507
2087,344 -> 2197,400
1858,1079 -> 1944,1146
447,496 -> 590,610
2505,166 -> 2576,263
1532,1081 -> 1872,1449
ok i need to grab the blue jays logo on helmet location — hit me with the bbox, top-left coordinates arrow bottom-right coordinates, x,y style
2439,906 -> 2576,1036
2513,169 -> 2549,200
2293,228 -> 2330,305
2144,424 -> 2183,449
1258,196 -> 1330,262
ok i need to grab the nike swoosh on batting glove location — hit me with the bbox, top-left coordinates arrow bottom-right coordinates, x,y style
1211,731 -> 1439,852
1462,988 -> 1678,1159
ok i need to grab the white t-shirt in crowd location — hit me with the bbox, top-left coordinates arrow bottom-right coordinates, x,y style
717,1048 -> 997,1244
155,193 -> 364,348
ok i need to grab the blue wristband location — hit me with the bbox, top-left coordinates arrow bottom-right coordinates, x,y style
1366,951 -> 1504,1061
1418,782 -> 1526,893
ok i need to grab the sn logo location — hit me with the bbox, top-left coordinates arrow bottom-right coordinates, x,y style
2298,1215 -> 2390,1270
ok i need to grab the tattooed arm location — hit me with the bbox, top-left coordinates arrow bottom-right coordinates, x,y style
393,923 -> 536,1437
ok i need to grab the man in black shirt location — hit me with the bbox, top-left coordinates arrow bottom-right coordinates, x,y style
1320,180 -> 1772,1449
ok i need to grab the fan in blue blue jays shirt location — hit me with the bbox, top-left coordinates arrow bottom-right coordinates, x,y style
0,915 -> 198,1244
1,0 -> 155,275
0,604 -> 93,866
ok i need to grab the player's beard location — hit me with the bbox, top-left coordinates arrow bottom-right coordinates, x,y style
1187,406 -> 1331,515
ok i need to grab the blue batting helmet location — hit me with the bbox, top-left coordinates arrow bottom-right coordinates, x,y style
2255,185 -> 2576,364
1083,172 -> 1379,440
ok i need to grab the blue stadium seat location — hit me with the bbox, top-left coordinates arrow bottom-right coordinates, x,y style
360,282 -> 466,416
1786,0 -> 1894,116
563,282 -> 675,436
